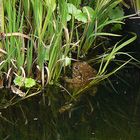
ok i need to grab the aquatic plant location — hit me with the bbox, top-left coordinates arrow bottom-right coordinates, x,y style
73,33 -> 137,97
130,0 -> 140,15
0,0 -> 137,99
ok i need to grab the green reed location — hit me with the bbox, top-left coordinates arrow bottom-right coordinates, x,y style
130,0 -> 140,15
3,0 -> 25,74
0,0 -> 137,93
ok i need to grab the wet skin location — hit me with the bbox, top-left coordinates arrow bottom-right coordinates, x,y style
65,61 -> 97,90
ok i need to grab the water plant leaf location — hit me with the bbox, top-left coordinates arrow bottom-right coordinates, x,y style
14,76 -> 36,88
44,45 -> 50,61
82,6 -> 95,20
25,78 -> 36,88
67,3 -> 78,15
67,3 -> 87,23
108,6 -> 124,20
67,14 -> 71,21
74,11 -> 87,23
111,24 -> 122,32
14,76 -> 24,87
46,0 -> 56,12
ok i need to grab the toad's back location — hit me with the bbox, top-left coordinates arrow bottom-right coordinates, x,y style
65,62 -> 97,89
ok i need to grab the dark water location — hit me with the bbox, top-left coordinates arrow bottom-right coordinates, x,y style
0,65 -> 140,140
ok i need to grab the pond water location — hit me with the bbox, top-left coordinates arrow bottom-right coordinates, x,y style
0,65 -> 140,140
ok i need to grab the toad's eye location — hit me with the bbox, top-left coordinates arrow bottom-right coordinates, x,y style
73,65 -> 79,70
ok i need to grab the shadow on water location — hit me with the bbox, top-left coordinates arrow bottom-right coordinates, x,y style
0,65 -> 140,140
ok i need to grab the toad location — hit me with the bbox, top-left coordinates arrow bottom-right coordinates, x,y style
65,61 -> 97,93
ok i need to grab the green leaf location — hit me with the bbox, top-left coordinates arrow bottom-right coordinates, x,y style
44,45 -> 50,61
67,3 -> 78,15
46,0 -> 56,12
111,24 -> 122,32
82,6 -> 95,19
67,14 -> 71,21
14,76 -> 25,87
108,6 -> 124,20
67,3 -> 90,23
25,78 -> 36,88
74,12 -> 87,23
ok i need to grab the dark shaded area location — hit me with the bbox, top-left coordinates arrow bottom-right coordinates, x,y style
123,1 -> 140,46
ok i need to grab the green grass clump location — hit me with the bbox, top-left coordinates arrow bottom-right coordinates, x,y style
0,0 -> 137,98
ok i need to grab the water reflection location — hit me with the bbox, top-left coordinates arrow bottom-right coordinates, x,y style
0,68 -> 140,140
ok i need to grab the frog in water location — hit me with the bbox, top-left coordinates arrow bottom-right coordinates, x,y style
65,61 -> 97,93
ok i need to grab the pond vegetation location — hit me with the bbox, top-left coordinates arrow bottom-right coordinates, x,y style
0,0 -> 139,98
0,0 -> 140,139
